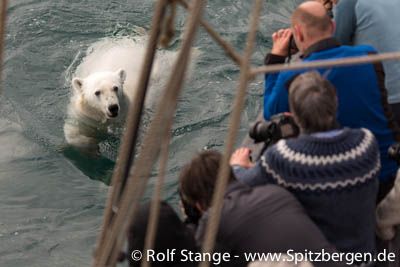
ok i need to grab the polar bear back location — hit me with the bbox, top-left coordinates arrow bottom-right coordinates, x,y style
75,38 -> 160,104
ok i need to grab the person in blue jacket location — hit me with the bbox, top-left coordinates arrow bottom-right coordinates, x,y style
263,1 -> 399,200
329,0 -> 400,124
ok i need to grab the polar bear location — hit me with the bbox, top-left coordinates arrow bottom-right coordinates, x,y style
64,68 -> 128,150
64,37 -> 196,152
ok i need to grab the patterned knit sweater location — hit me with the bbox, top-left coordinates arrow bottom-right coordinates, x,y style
233,128 -> 380,255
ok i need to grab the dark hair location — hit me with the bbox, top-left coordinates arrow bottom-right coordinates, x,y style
178,150 -> 236,211
291,5 -> 332,39
289,71 -> 337,134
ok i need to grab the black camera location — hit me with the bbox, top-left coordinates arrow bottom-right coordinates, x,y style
289,35 -> 298,52
287,35 -> 299,63
388,142 -> 400,165
249,113 -> 300,145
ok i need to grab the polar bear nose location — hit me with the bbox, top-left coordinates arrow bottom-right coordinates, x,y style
108,104 -> 119,117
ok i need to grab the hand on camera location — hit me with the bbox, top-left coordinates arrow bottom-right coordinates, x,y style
271,29 -> 292,57
230,148 -> 255,169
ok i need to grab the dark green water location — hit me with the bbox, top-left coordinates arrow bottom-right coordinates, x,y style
0,0 -> 303,266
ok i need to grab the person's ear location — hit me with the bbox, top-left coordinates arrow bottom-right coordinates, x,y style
331,19 -> 336,34
292,112 -> 299,125
291,112 -> 302,135
195,202 -> 204,213
294,25 -> 304,43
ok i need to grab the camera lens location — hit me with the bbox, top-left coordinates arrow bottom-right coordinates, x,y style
249,121 -> 271,143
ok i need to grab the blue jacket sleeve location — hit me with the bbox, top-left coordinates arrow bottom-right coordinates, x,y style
334,0 -> 358,45
264,73 -> 290,120
264,72 -> 279,120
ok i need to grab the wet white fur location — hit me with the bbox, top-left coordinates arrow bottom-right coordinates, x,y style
64,37 -> 196,151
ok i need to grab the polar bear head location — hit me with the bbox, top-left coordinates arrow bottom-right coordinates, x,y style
72,69 -> 126,122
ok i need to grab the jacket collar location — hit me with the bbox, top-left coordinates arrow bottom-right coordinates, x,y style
302,37 -> 340,59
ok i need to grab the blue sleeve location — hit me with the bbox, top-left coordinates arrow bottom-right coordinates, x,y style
263,72 -> 290,120
334,0 -> 358,45
232,162 -> 270,187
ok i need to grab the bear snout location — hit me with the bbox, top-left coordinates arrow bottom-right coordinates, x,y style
108,104 -> 119,118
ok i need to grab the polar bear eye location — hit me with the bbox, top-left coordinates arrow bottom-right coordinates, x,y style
113,86 -> 119,92
95,91 -> 101,97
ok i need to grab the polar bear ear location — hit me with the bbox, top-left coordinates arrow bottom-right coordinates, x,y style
72,77 -> 84,93
116,69 -> 126,84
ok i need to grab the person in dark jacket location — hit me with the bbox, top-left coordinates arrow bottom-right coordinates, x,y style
124,201 -> 198,267
263,1 -> 399,199
179,150 -> 343,267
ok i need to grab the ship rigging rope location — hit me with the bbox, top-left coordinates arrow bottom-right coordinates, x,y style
199,1 -> 263,266
141,110 -> 173,267
92,0 -> 170,265
178,0 -> 243,66
0,0 -> 7,97
251,51 -> 400,77
94,0 -> 206,266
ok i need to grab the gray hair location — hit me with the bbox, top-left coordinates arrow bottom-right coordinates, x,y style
288,71 -> 337,134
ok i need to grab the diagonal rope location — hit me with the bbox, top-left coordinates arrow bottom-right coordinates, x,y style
250,51 -> 400,77
178,0 -> 243,66
199,1 -> 263,267
0,0 -> 7,97
141,120 -> 172,267
92,0 -> 169,265
95,0 -> 207,266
